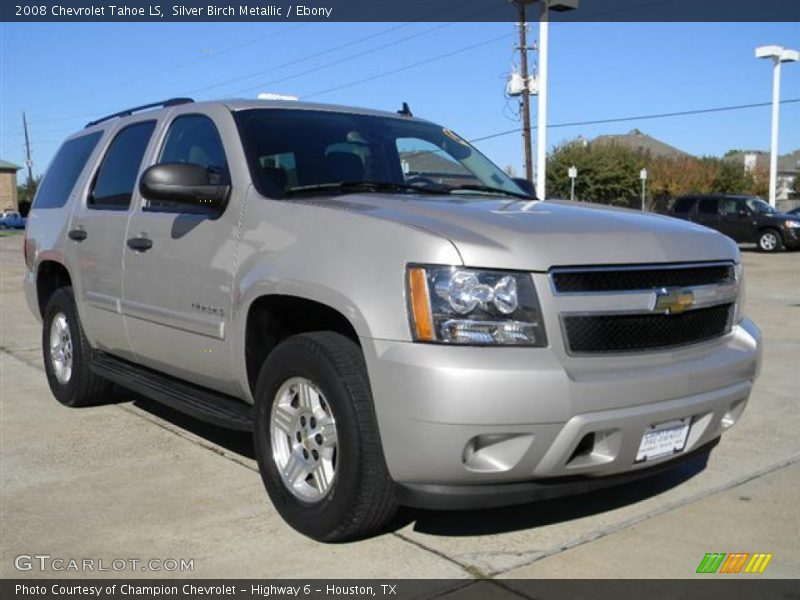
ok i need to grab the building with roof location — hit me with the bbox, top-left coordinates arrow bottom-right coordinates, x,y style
591,129 -> 690,159
0,160 -> 22,212
724,149 -> 799,203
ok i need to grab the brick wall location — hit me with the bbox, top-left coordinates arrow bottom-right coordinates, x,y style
0,171 -> 19,212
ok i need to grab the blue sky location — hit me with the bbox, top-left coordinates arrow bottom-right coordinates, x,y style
1,21 -> 798,177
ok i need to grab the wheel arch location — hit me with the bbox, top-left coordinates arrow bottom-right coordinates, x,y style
241,292 -> 364,397
36,260 -> 73,317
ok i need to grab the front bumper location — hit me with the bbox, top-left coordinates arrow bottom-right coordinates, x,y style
362,318 -> 761,505
782,226 -> 800,249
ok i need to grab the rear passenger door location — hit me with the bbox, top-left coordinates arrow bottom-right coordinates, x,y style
68,120 -> 156,360
694,197 -> 722,233
121,108 -> 242,395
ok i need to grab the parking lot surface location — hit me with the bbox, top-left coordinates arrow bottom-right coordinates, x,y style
1,231 -> 798,579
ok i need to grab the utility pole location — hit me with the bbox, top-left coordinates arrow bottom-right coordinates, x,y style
516,1 -> 534,185
511,1 -> 578,199
22,111 -> 34,186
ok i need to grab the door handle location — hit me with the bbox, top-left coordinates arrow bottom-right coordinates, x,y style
68,229 -> 88,242
127,236 -> 153,252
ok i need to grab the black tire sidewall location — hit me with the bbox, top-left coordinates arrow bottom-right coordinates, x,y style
253,335 -> 369,540
42,287 -> 87,406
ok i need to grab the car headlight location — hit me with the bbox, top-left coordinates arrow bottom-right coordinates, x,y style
406,265 -> 547,346
785,220 -> 800,229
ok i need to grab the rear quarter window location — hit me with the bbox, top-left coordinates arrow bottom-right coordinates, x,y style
698,198 -> 720,215
32,132 -> 103,209
671,197 -> 696,214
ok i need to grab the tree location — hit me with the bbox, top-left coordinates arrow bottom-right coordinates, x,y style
16,176 -> 41,217
711,160 -> 750,194
547,140 -> 641,207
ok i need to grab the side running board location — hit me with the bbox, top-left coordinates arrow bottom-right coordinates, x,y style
91,351 -> 253,431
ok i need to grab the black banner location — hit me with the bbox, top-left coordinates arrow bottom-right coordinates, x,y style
3,0 -> 800,23
3,580 -> 800,600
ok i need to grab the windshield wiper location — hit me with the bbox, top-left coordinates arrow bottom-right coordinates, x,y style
446,184 -> 534,200
284,181 -> 450,196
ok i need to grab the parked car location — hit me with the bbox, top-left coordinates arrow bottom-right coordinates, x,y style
24,98 -> 761,541
0,211 -> 26,229
669,194 -> 800,252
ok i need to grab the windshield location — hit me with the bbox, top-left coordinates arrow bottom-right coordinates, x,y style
235,108 -> 527,198
745,197 -> 776,215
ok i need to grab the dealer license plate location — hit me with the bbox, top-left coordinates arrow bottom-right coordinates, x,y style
635,417 -> 691,462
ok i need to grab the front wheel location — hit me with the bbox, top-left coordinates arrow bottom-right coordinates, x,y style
757,229 -> 783,252
253,332 -> 397,542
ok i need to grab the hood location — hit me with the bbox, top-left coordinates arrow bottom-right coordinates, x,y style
295,194 -> 740,271
766,211 -> 800,221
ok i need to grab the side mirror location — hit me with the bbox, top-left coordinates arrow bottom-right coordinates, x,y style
512,177 -> 537,198
737,208 -> 749,218
139,163 -> 230,211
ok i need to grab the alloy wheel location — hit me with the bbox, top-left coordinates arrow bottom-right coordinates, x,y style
49,312 -> 73,384
270,377 -> 338,502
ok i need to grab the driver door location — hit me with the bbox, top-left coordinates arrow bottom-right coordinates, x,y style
718,197 -> 754,242
121,108 -> 242,395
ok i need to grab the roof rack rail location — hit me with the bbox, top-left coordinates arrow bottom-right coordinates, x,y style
85,97 -> 194,128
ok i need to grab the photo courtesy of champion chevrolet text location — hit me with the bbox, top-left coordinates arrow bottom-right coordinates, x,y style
1,1 -> 798,598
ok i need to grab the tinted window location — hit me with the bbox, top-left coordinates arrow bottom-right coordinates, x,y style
697,198 -> 719,215
672,197 -> 696,214
148,115 -> 228,212
89,121 -> 156,210
235,109 -> 523,198
719,198 -> 741,216
33,132 -> 102,209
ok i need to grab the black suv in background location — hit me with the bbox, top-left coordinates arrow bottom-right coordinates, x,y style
670,194 -> 800,252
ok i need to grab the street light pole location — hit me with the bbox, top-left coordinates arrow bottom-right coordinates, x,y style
511,1 -> 578,198
756,45 -> 799,207
536,2 -> 549,200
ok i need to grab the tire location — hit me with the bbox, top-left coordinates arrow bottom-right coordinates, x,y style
253,332 -> 397,542
757,229 -> 783,253
42,286 -> 111,407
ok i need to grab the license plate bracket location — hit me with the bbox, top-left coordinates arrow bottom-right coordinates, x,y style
635,417 -> 691,463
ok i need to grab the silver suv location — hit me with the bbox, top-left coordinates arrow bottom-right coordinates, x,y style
24,98 -> 762,541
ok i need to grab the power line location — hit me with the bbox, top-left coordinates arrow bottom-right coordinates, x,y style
183,22 -> 416,96
227,22 -> 459,97
302,32 -> 514,100
187,1 -> 498,97
468,98 -> 800,143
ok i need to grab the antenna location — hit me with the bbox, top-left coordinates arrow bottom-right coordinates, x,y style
397,102 -> 413,117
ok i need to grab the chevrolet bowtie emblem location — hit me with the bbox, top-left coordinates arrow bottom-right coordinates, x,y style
653,287 -> 694,314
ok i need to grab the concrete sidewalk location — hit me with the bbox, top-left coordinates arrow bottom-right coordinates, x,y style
1,232 -> 798,579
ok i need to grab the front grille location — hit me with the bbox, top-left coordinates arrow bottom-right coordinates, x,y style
552,264 -> 734,293
564,303 -> 734,354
